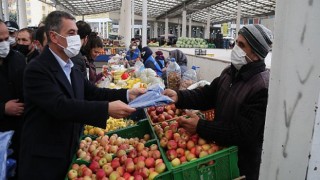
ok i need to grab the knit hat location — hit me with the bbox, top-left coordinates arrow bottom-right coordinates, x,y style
238,24 -> 273,59
5,21 -> 19,32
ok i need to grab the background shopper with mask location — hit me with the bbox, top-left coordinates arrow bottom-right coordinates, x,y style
126,41 -> 141,66
16,28 -> 39,63
19,11 -> 145,179
83,32 -> 107,83
4,20 -> 19,49
0,19 -> 26,179
33,26 -> 47,53
163,24 -> 273,180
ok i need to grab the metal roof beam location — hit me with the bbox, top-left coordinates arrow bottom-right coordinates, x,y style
156,0 -> 198,20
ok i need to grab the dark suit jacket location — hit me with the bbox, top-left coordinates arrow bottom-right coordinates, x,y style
0,50 -> 26,160
19,46 -> 127,179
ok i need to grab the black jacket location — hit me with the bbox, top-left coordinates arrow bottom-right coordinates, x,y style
71,51 -> 87,79
0,50 -> 26,160
19,46 -> 128,179
176,61 -> 269,180
26,49 -> 40,63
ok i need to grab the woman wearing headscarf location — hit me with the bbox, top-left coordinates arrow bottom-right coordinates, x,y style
141,47 -> 162,77
169,49 -> 188,75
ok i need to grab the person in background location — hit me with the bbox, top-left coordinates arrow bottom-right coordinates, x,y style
141,46 -> 162,77
135,38 -> 142,52
19,11 -> 145,179
155,50 -> 166,70
5,21 -> 19,49
16,28 -> 39,63
83,32 -> 106,83
169,49 -> 188,75
71,20 -> 92,79
126,41 -> 140,66
164,24 -> 273,180
33,26 -> 47,53
0,19 -> 26,179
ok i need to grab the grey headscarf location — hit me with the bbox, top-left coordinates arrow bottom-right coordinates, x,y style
169,49 -> 188,74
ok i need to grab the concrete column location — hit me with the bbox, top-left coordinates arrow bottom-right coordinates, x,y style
119,0 -> 131,48
172,25 -> 176,37
153,22 -> 158,38
17,0 -> 27,28
165,18 -> 169,41
189,17 -> 192,38
260,0 -> 320,179
236,0 -> 241,39
98,22 -> 101,34
205,14 -> 210,39
3,0 -> 9,21
177,25 -> 181,37
131,0 -> 135,38
142,0 -> 147,47
182,10 -> 187,37
106,22 -> 109,38
0,1 -> 3,20
102,22 -> 105,39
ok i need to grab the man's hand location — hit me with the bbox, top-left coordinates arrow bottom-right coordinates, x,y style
176,111 -> 200,135
108,100 -> 136,119
128,88 -> 146,102
163,89 -> 178,103
5,99 -> 24,116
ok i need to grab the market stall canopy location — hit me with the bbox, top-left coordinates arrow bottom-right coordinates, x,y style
43,0 -> 275,24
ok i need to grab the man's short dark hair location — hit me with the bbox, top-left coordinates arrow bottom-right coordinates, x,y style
44,11 -> 75,42
35,26 -> 46,46
76,20 -> 91,40
19,28 -> 35,41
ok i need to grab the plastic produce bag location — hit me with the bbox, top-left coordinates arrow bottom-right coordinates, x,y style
128,84 -> 173,109
0,130 -> 14,180
134,60 -> 145,77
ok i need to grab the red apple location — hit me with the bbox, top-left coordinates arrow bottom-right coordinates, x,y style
68,169 -> 78,179
164,105 -> 171,111
158,114 -> 165,122
161,121 -> 169,129
155,162 -> 166,173
102,164 -> 113,176
176,148 -> 185,158
128,149 -> 137,159
160,137 -> 168,148
89,161 -> 100,173
111,159 -> 120,169
173,133 -> 181,141
96,169 -> 106,180
171,158 -> 181,167
109,171 -> 120,180
180,156 -> 187,164
125,160 -> 135,173
149,144 -> 158,151
166,149 -> 177,161
177,139 -> 187,149
152,150 -> 161,159
99,157 -> 107,166
199,151 -> 209,158
164,130 -> 173,140
155,159 -> 163,165
145,158 -> 155,168
116,166 -> 125,176
167,140 -> 178,150
156,106 -> 164,115
136,143 -> 145,152
187,140 -> 195,150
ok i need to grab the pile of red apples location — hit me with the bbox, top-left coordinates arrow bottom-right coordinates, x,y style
154,121 -> 221,167
68,134 -> 166,180
146,104 -> 186,123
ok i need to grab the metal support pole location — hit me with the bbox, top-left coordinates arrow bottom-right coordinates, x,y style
189,16 -> 192,38
165,17 -> 169,42
3,0 -> 9,21
17,0 -> 28,28
142,0 -> 147,47
131,0 -> 135,39
236,0 -> 241,39
154,21 -> 158,38
182,10 -> 187,37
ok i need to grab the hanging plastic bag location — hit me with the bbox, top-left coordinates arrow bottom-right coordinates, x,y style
0,130 -> 14,180
134,60 -> 145,77
128,84 -> 173,109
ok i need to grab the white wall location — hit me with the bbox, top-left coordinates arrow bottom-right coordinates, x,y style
260,0 -> 320,179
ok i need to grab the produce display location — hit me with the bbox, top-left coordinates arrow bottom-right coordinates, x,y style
68,134 -> 167,180
166,72 -> 181,91
153,120 -> 222,168
145,104 -> 186,124
148,42 -> 160,47
175,37 -> 208,48
84,118 -> 136,136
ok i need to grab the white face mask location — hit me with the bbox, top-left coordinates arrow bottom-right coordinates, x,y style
231,44 -> 252,70
54,32 -> 81,58
136,41 -> 140,45
0,41 -> 10,58
132,46 -> 137,50
8,36 -> 16,45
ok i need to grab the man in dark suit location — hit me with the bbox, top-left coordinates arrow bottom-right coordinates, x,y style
19,11 -> 144,179
0,19 -> 26,179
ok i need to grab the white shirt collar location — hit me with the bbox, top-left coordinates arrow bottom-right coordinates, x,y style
49,48 -> 74,69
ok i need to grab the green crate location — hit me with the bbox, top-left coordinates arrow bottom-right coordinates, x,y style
159,145 -> 239,180
65,139 -> 172,180
106,119 -> 157,141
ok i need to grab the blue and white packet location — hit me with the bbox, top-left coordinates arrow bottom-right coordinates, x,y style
129,84 -> 173,109
0,130 -> 14,180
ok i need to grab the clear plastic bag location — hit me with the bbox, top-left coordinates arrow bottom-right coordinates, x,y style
134,60 -> 145,77
0,130 -> 14,180
128,84 -> 173,109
